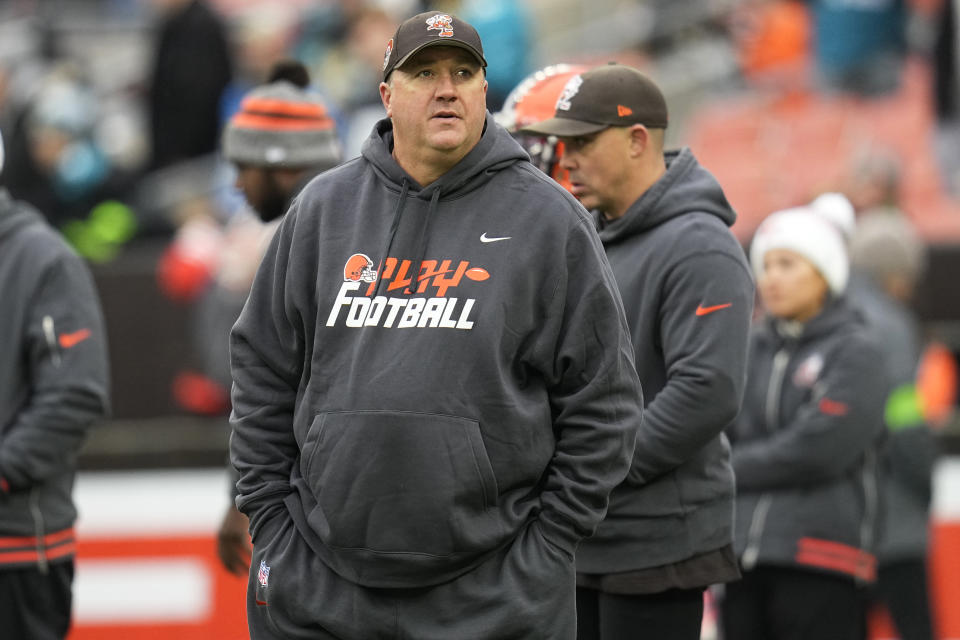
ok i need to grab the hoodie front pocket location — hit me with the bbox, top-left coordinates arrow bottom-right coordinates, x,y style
300,410 -> 499,558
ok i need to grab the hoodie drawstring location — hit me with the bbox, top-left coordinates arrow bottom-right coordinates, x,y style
374,179 -> 410,299
373,180 -> 440,299
408,189 -> 440,295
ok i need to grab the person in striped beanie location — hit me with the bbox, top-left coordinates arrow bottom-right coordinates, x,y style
222,60 -> 341,222
216,61 -> 341,576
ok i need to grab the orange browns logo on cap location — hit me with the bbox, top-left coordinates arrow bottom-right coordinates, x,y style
617,104 -> 633,117
426,13 -> 455,38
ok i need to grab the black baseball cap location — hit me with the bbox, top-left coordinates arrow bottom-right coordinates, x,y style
382,11 -> 487,82
519,63 -> 668,137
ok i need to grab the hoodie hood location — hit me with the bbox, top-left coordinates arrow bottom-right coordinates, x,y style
0,189 -> 43,242
360,112 -> 529,199
597,147 -> 736,242
358,112 -> 530,297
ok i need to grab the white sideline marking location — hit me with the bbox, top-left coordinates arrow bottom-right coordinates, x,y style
75,468 -> 230,537
74,558 -> 211,623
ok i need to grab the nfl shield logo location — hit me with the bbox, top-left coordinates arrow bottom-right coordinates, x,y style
258,560 -> 271,587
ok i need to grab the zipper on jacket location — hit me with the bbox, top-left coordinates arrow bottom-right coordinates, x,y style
42,315 -> 62,368
742,494 -> 772,570
858,448 -> 879,583
764,349 -> 789,431
742,347 -> 790,569
29,488 -> 48,574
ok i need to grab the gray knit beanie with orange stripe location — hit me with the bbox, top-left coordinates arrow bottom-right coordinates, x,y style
223,63 -> 341,169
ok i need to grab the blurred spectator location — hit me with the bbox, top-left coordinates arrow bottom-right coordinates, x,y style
200,60 -> 342,576
0,126 -> 110,639
147,0 -> 232,171
848,212 -> 937,640
723,206 -> 886,640
933,0 -> 960,196
458,0 -> 533,111
342,8 -> 397,152
806,0 -> 908,96
728,0 -> 811,89
5,65 -> 133,233
218,2 -> 299,123
846,145 -> 904,217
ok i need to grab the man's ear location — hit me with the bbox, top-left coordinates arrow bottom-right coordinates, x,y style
628,124 -> 649,158
379,81 -> 392,117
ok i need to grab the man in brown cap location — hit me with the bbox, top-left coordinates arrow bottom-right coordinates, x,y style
229,13 -> 643,639
523,64 -> 754,640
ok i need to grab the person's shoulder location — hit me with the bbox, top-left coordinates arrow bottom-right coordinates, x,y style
504,162 -> 594,228
9,215 -> 80,266
828,304 -> 884,359
655,213 -> 750,279
664,211 -> 741,250
294,157 -> 369,206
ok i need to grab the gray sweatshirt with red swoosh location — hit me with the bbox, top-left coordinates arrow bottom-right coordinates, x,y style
577,148 -> 755,578
0,189 -> 109,568
229,115 -> 643,601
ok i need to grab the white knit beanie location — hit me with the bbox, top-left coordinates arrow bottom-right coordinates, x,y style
810,192 -> 855,242
750,206 -> 850,294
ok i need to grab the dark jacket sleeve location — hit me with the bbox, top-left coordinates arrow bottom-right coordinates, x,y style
732,334 -> 886,491
229,215 -> 304,538
629,250 -> 754,484
528,217 -> 643,555
0,251 -> 109,490
886,425 -> 937,503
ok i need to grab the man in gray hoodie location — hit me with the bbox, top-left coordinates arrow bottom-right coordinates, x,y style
0,127 -> 110,638
523,64 -> 754,640
229,12 -> 643,640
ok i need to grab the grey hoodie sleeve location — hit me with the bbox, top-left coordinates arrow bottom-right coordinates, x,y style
732,334 -> 886,491
629,251 -> 754,484
229,217 -> 304,538
0,251 -> 109,490
529,218 -> 643,555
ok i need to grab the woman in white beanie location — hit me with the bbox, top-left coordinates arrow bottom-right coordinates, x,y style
721,206 -> 888,639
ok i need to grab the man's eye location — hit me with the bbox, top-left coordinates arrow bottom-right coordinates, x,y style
457,69 -> 473,78
417,69 -> 433,78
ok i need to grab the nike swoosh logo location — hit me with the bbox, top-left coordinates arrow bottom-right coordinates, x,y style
695,303 -> 732,317
480,233 -> 511,243
59,329 -> 92,348
255,599 -> 268,606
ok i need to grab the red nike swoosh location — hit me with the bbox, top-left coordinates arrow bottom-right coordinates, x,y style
59,329 -> 92,348
255,598 -> 268,606
695,303 -> 732,317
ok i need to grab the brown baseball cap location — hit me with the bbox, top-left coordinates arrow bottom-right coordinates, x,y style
519,63 -> 668,137
382,11 -> 487,82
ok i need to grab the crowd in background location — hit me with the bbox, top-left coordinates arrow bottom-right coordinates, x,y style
0,1 -> 959,638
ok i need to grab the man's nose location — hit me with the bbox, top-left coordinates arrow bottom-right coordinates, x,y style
435,73 -> 457,98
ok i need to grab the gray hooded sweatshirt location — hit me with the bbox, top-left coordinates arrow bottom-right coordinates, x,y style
0,189 -> 109,568
577,148 -> 754,582
229,115 -> 642,634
